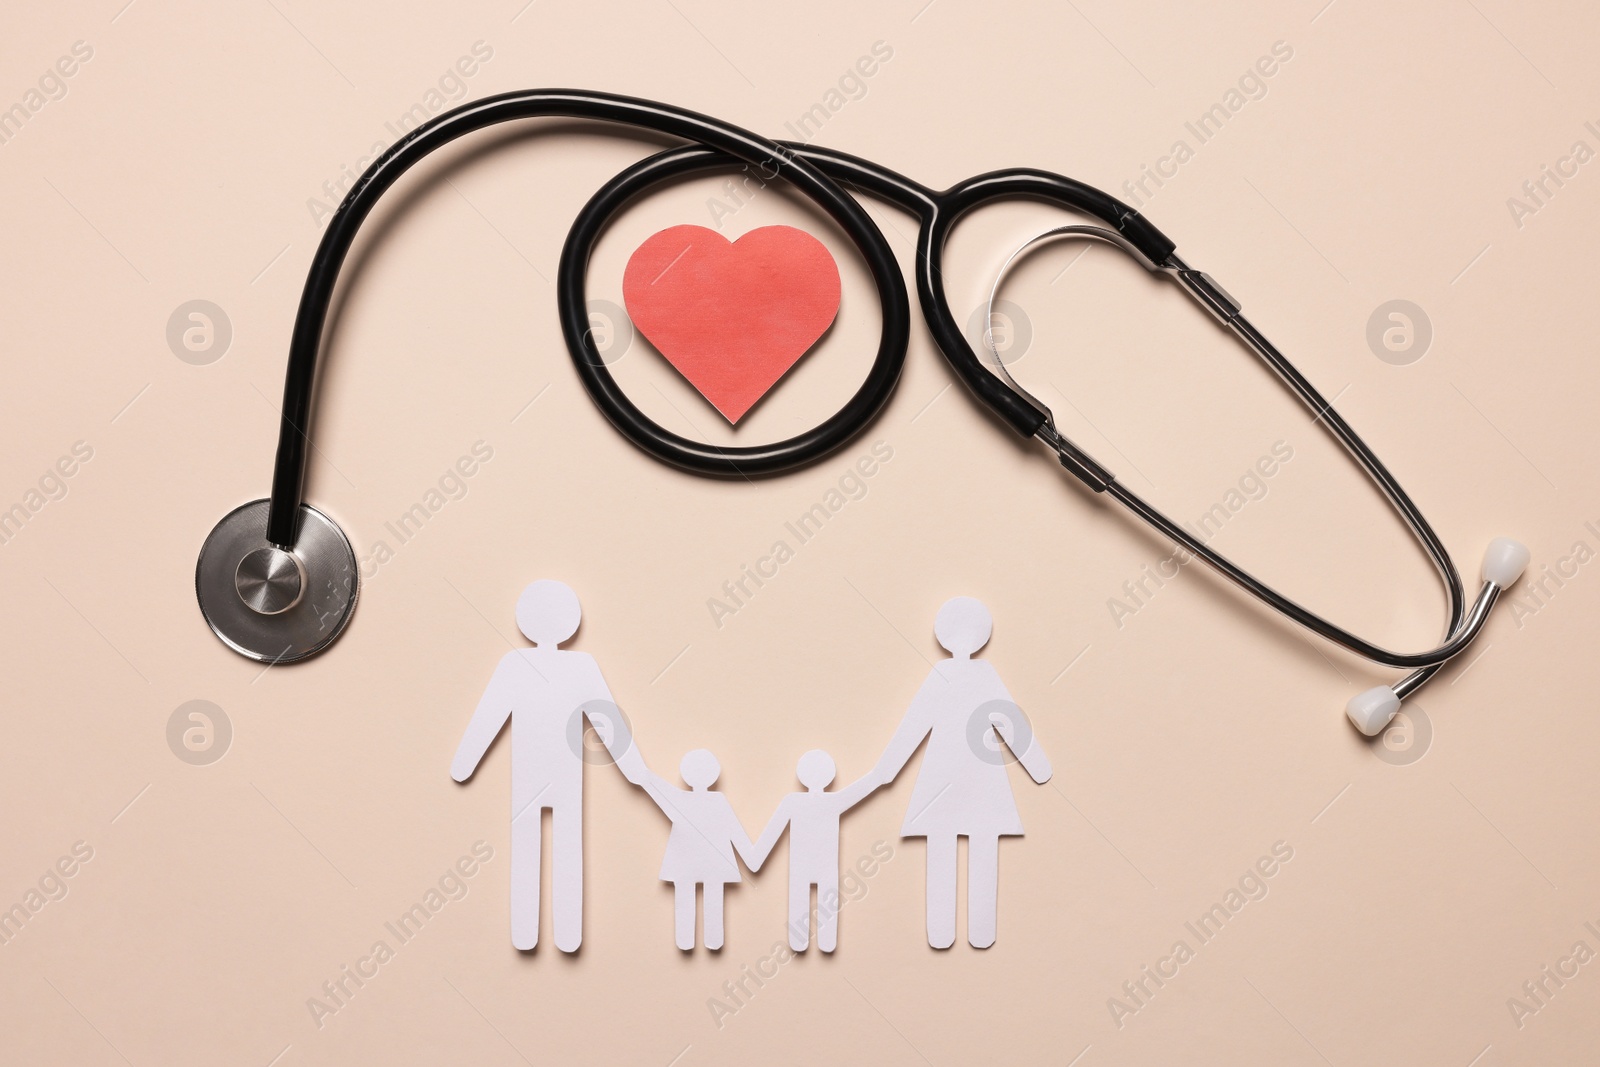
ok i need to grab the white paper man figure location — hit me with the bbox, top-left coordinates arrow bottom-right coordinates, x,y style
617,746 -> 757,951
450,580 -> 632,952
872,597 -> 1051,949
748,750 -> 880,953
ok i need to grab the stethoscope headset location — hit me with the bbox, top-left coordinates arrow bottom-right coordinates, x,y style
195,89 -> 1528,738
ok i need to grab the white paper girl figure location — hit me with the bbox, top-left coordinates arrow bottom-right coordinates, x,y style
619,747 -> 758,950
748,750 -> 881,952
872,597 -> 1052,949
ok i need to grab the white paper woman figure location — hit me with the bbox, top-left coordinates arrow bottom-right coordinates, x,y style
450,580 -> 634,953
872,596 -> 1051,948
748,750 -> 880,953
618,746 -> 758,950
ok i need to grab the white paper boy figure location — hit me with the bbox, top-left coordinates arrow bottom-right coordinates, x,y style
450,579 -> 633,952
748,750 -> 880,952
617,746 -> 757,951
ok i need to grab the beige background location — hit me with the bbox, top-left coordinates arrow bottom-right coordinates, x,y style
2,0 -> 1598,1063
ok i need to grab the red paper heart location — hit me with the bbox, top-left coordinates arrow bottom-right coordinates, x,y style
622,224 -> 841,424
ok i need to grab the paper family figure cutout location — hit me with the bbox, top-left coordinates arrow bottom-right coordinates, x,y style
751,750 -> 879,953
622,224 -> 842,424
450,580 -> 631,952
452,583 -> 1051,953
872,596 -> 1053,949
611,746 -> 757,950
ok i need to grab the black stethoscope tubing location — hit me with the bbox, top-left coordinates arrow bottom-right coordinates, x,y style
240,85 -> 1519,716
265,87 -> 1170,547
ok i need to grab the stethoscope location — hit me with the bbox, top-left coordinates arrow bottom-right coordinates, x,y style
195,88 -> 1528,738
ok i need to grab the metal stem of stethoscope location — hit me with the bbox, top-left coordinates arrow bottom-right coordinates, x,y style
982,225 -> 1524,728
194,88 -> 1526,739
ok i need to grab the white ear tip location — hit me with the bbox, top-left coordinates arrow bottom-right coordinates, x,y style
1481,537 -> 1530,587
1346,686 -> 1401,736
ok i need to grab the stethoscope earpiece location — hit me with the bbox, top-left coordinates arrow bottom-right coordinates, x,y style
1481,536 -> 1533,588
1345,537 -> 1528,735
1346,687 -> 1402,737
196,499 -> 357,663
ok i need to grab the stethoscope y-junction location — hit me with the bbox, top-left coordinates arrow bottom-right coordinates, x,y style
194,88 -> 1528,737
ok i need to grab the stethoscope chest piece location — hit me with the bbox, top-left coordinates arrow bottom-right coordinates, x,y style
196,499 -> 358,663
